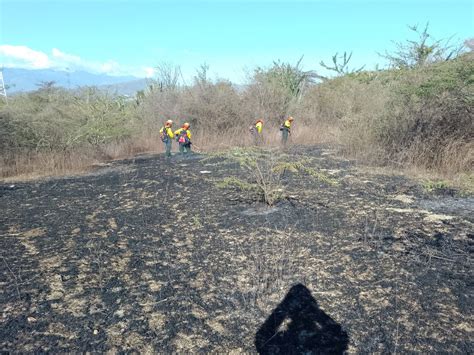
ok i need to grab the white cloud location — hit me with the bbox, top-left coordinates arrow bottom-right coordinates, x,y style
144,67 -> 155,78
0,45 -> 151,78
100,61 -> 121,74
51,48 -> 82,66
0,45 -> 51,69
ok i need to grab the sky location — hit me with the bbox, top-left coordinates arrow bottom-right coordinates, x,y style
1,0 -> 473,83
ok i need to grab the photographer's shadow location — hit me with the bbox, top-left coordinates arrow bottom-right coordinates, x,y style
255,284 -> 349,354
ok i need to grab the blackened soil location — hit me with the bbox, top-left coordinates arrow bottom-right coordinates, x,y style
1,146 -> 472,353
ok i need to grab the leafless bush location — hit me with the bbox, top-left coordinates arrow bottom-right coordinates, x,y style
239,228 -> 306,313
252,155 -> 286,206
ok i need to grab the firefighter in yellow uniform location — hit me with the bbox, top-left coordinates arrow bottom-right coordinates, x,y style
280,116 -> 294,145
174,122 -> 192,155
159,120 -> 174,157
250,119 -> 264,145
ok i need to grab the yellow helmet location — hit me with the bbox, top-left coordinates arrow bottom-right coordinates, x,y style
288,116 -> 294,121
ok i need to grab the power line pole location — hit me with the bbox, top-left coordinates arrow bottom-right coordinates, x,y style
0,69 -> 7,104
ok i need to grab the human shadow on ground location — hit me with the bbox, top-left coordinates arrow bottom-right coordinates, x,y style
255,283 -> 349,354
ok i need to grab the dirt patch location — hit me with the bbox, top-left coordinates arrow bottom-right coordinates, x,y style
241,204 -> 281,216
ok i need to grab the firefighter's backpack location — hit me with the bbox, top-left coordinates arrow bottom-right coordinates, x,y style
160,127 -> 169,142
178,130 -> 189,144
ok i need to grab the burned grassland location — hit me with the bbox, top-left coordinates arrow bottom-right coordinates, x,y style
1,146 -> 472,353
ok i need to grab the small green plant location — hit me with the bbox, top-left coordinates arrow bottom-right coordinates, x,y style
273,160 -> 338,186
216,176 -> 258,192
213,149 -> 286,206
458,174 -> 474,195
302,167 -> 338,186
191,215 -> 203,228
272,161 -> 303,173
422,180 -> 450,192
216,173 -> 284,207
215,149 -> 338,206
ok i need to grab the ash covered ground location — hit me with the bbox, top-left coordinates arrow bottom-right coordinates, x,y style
1,146 -> 472,352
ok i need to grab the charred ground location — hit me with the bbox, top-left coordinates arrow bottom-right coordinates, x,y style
1,146 -> 472,352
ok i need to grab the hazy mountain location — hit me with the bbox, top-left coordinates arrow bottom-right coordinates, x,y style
2,68 -> 149,96
98,79 -> 150,96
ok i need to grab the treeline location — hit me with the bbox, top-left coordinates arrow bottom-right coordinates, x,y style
0,29 -> 472,178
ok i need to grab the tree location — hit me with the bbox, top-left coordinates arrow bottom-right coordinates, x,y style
380,23 -> 465,69
36,80 -> 56,89
250,56 -> 318,121
254,56 -> 317,100
319,51 -> 365,76
153,62 -> 181,92
194,63 -> 210,89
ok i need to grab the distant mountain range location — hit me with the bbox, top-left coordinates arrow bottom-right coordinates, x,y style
2,68 -> 150,96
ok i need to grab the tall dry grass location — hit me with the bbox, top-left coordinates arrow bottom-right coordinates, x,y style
0,134 -> 163,181
0,149 -> 99,181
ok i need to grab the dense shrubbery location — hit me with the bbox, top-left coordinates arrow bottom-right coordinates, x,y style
1,50 -> 472,178
303,53 -> 473,172
0,86 -> 138,153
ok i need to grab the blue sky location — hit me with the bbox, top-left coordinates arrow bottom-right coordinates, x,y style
1,0 -> 473,83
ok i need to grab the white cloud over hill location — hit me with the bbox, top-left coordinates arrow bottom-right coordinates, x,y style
0,45 -> 155,78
